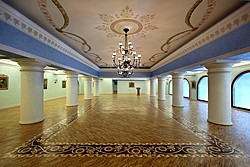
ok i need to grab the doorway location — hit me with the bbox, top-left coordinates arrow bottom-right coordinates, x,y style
113,80 -> 117,94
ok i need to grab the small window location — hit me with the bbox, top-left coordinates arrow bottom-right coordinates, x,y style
197,76 -> 208,102
232,71 -> 250,110
183,79 -> 190,98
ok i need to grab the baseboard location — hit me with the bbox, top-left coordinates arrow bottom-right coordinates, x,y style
0,104 -> 20,110
0,96 -> 67,110
44,96 -> 66,101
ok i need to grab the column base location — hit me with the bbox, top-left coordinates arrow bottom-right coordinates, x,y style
172,105 -> 184,108
66,104 -> 78,107
158,99 -> 166,101
207,119 -> 233,126
19,118 -> 44,125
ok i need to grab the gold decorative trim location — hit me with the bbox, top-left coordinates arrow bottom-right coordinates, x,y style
95,6 -> 158,38
37,0 -> 107,66
143,0 -> 216,67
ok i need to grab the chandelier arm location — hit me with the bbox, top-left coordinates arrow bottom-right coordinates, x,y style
112,59 -> 119,67
119,46 -> 122,53
131,57 -> 137,67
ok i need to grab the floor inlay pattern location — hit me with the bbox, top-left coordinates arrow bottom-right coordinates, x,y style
6,96 -> 244,158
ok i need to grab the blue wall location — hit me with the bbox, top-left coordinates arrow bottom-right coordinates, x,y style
0,21 -> 98,76
152,23 -> 250,76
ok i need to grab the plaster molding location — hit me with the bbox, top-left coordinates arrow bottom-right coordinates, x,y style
99,68 -> 151,73
0,1 -> 99,71
151,3 -> 250,71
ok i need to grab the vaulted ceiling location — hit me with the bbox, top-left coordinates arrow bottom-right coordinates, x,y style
3,0 -> 246,70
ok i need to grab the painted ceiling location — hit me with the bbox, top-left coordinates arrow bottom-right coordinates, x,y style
3,0 -> 246,69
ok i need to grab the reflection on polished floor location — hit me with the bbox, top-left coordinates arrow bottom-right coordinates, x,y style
0,95 -> 250,166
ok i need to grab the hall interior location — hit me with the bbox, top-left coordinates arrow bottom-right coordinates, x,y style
0,0 -> 250,166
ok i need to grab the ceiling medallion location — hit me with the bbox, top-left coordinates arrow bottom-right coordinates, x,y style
95,6 -> 158,38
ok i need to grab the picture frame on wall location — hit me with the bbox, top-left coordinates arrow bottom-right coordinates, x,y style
0,75 -> 8,90
44,78 -> 48,89
191,80 -> 196,89
129,82 -> 135,88
62,80 -> 66,88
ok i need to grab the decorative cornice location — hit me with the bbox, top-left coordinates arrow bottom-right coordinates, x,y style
99,68 -> 151,73
151,3 -> 250,72
0,1 -> 99,71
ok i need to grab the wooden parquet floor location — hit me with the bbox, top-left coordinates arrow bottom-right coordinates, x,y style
0,95 -> 249,167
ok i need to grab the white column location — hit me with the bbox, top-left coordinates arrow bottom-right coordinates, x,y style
145,79 -> 150,95
205,61 -> 237,125
158,76 -> 166,100
172,72 -> 184,107
65,71 -> 78,107
93,78 -> 100,96
84,76 -> 92,99
78,76 -> 84,94
14,58 -> 46,124
150,78 -> 156,96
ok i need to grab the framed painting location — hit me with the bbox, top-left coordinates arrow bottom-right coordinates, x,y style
129,82 -> 135,88
0,75 -> 8,90
191,80 -> 196,89
62,80 -> 66,88
44,78 -> 48,89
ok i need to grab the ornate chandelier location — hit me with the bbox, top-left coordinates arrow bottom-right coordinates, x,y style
112,28 -> 141,78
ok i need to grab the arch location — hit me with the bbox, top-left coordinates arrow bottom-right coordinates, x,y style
231,70 -> 250,110
183,78 -> 190,98
197,76 -> 208,102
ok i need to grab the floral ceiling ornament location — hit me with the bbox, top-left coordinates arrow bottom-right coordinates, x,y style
95,6 -> 158,38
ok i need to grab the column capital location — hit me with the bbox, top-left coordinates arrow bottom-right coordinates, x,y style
171,72 -> 184,79
64,71 -> 78,78
83,75 -> 92,79
12,58 -> 46,72
205,60 -> 239,74
93,77 -> 100,82
157,76 -> 166,81
205,60 -> 239,69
